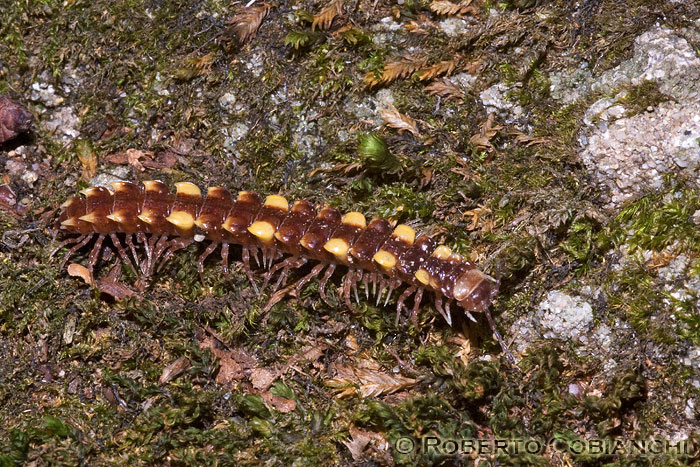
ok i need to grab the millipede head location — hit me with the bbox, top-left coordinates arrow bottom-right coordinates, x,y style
454,269 -> 500,313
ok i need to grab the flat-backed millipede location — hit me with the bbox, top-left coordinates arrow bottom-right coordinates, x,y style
53,180 -> 510,357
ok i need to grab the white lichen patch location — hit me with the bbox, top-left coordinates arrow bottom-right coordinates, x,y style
580,100 -> 700,208
439,18 -> 469,37
344,88 -> 395,126
576,25 -> 700,208
222,122 -> 250,151
510,290 -> 615,361
591,26 -> 700,102
549,65 -> 593,104
42,107 -> 81,143
479,82 -> 524,120
31,81 -> 64,107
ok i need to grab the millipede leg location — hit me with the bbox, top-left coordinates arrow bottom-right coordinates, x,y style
137,233 -> 152,275
110,234 -> 138,277
149,235 -> 170,276
59,234 -> 94,269
263,256 -> 306,291
396,286 -> 417,325
241,247 -> 259,293
126,234 -> 140,271
376,279 -> 385,306
261,248 -> 268,269
484,308 -> 516,365
444,300 -> 452,325
318,263 -> 336,305
196,242 -> 219,284
262,263 -> 324,314
410,288 -> 424,327
50,235 -> 84,260
294,263 -> 324,297
352,270 -> 362,304
158,238 -> 193,273
363,273 -> 370,300
251,247 -> 261,267
87,234 -> 106,276
385,279 -> 400,307
342,270 -> 360,312
220,243 -> 235,285
372,273 -> 378,297
434,295 -> 451,326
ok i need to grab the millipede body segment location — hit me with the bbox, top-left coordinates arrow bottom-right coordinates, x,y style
54,181 -> 500,332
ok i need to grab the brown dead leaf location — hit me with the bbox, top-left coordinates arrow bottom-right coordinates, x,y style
379,104 -> 420,137
425,78 -> 465,102
67,263 -> 93,286
343,425 -> 374,460
364,56 -> 426,87
174,52 -> 216,81
250,368 -> 277,391
420,167 -> 435,189
216,355 -> 244,384
418,59 -> 460,81
95,262 -> 140,301
261,391 -> 297,413
509,130 -> 550,147
159,356 -> 191,384
469,114 -> 502,151
326,362 -> 418,398
198,334 -> 251,384
126,148 -> 153,172
76,142 -> 97,181
227,3 -> 272,44
462,204 -> 493,232
309,162 -> 363,177
312,0 -> 343,31
404,14 -> 438,34
142,150 -> 178,170
429,0 -> 478,16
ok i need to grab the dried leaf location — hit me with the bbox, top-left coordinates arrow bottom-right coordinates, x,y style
509,130 -> 550,146
216,354 -> 244,384
404,14 -> 438,34
67,263 -> 93,286
343,425 -> 374,460
326,363 -> 418,398
469,114 -> 502,151
198,334 -> 250,384
448,334 -> 473,366
355,368 -> 417,398
418,59 -> 459,81
364,56 -> 426,87
425,78 -> 465,102
420,167 -> 435,189
378,104 -> 420,137
309,161 -> 363,177
462,204 -> 493,232
429,0 -> 478,16
126,148 -> 154,172
159,356 -> 192,384
261,391 -> 297,413
142,150 -> 177,170
250,368 -> 277,391
312,0 -> 343,31
227,3 -> 272,44
174,52 -> 216,81
75,139 -> 97,181
0,95 -> 32,143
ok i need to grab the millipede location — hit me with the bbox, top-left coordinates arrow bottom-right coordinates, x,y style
52,180 -> 511,359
